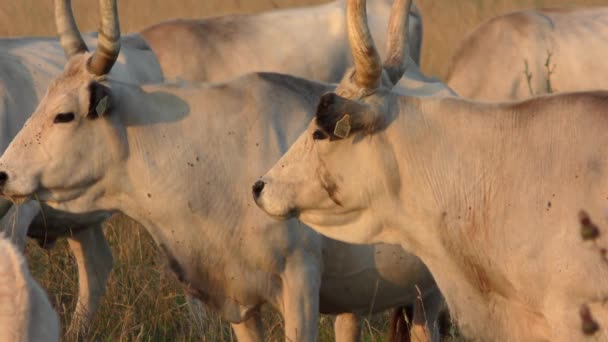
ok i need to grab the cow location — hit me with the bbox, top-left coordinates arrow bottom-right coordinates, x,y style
0,0 -> 423,336
0,0 -> 452,340
0,9 -> 164,333
253,0 -> 608,340
139,0 -> 423,84
446,7 -> 608,101
0,233 -> 60,342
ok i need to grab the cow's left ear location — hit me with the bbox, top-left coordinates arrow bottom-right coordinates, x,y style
315,92 -> 380,139
86,81 -> 112,119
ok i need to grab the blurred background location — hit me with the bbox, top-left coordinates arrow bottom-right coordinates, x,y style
3,0 -> 607,340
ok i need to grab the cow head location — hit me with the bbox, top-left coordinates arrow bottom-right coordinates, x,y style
0,0 -> 122,208
254,0 -> 411,243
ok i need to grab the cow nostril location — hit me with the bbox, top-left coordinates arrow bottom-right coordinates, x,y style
252,180 -> 265,199
0,172 -> 8,187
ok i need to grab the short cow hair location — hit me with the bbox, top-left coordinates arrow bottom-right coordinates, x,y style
314,92 -> 377,139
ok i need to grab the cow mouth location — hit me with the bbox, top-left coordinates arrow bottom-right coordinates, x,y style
253,190 -> 300,220
0,176 -> 42,205
1,186 -> 48,206
263,207 -> 300,221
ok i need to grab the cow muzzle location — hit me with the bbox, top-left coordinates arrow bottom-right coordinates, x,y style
0,171 -> 7,188
251,177 -> 298,221
252,180 -> 265,200
0,169 -> 36,204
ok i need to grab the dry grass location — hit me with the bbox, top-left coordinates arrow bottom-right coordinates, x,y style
26,214 -> 397,341
26,215 -> 212,341
3,0 -> 606,340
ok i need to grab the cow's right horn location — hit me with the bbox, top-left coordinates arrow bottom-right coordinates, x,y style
383,0 -> 412,85
55,0 -> 88,58
87,0 -> 121,76
347,0 -> 383,91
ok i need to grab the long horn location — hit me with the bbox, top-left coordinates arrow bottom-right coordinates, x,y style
55,0 -> 88,58
383,0 -> 412,85
87,0 -> 121,76
346,0 -> 383,90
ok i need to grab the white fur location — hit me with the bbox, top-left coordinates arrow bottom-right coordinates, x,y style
0,234 -> 59,342
140,0 -> 423,85
256,0 -> 608,340
447,7 -> 608,101
0,32 -> 161,333
0,48 -> 448,340
0,0 -> 426,339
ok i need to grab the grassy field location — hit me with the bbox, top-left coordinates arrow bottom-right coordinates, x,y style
26,214 -> 400,340
3,0 -> 607,340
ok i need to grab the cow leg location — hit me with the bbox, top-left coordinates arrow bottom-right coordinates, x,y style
281,253 -> 321,342
334,313 -> 361,342
66,225 -> 113,334
410,297 -> 430,342
231,309 -> 264,342
420,288 -> 444,342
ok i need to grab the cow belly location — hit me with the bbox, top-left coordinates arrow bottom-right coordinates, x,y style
319,269 -> 420,315
318,241 -> 435,315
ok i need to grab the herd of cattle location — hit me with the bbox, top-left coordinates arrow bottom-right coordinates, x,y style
0,0 -> 607,341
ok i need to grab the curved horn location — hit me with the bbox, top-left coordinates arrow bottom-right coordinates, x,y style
55,0 -> 88,58
383,0 -> 412,85
87,0 -> 121,76
346,0 -> 383,90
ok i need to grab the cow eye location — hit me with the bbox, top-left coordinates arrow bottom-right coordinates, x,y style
53,112 -> 75,123
312,129 -> 328,140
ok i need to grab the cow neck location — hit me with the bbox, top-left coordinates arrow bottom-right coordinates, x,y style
386,94 -> 561,339
105,80 -> 241,266
103,76 -> 326,307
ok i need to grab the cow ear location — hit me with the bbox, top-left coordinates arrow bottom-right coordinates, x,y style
314,93 -> 378,139
86,81 -> 112,119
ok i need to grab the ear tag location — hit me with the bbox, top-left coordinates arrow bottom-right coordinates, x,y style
333,114 -> 351,139
96,96 -> 109,116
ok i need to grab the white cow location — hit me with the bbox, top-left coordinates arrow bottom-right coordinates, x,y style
140,0 -> 423,84
446,7 -> 608,101
253,0 -> 608,340
0,233 -> 60,342
0,0 -> 423,336
0,26 -> 163,335
0,0 -> 449,340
